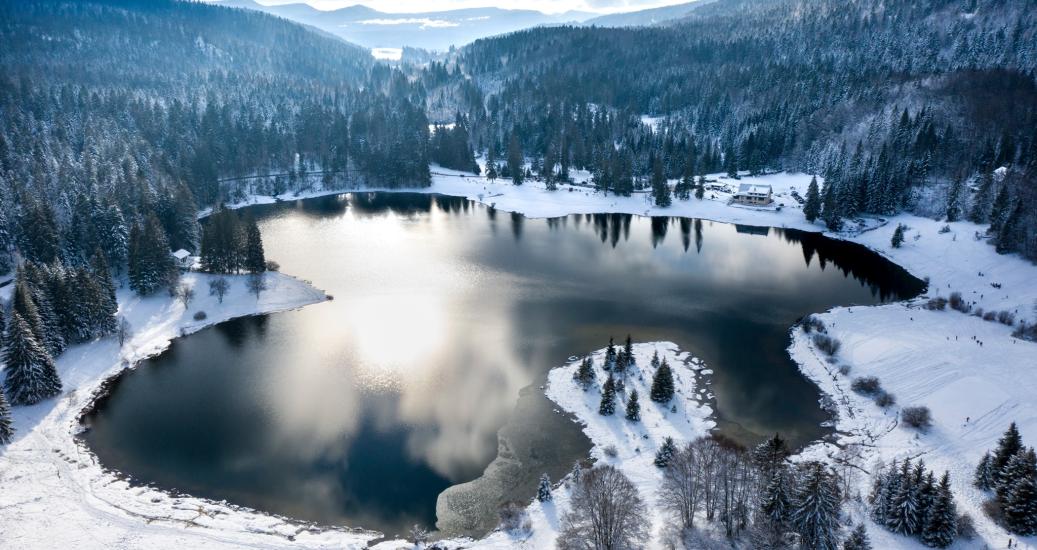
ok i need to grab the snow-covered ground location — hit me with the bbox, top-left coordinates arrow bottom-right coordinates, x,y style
3,165 -> 1036,548
445,342 -> 715,550
0,272 -> 385,549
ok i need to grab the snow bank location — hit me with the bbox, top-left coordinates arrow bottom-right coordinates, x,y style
0,272 -> 384,549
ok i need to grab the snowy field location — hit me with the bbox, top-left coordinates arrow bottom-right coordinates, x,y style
3,165 -> 1036,548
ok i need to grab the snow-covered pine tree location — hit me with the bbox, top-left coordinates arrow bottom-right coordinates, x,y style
654,436 -> 676,468
975,451 -> 995,490
651,156 -> 671,207
998,449 -> 1037,506
537,473 -> 552,502
996,200 -> 1024,255
753,433 -> 791,475
760,467 -> 791,525
13,275 -> 64,356
887,460 -> 919,535
622,334 -> 634,371
244,216 -> 266,274
2,312 -> 62,405
604,337 -> 616,371
1003,475 -> 1037,535
625,389 -> 641,421
803,176 -> 821,223
891,224 -> 906,248
0,389 -> 14,444
869,461 -> 896,526
598,375 -> 616,416
921,472 -> 957,548
650,358 -> 675,403
650,350 -> 660,369
944,177 -> 964,222
842,523 -> 872,550
574,357 -> 596,390
992,422 -> 1024,487
988,184 -> 1011,234
789,461 -> 842,550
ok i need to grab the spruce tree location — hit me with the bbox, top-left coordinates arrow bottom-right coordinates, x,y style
244,216 -> 266,274
921,472 -> 957,548
820,179 -> 842,231
790,462 -> 842,550
507,133 -> 523,185
598,375 -> 616,416
842,523 -> 872,550
650,358 -> 675,403
1003,476 -> 1037,535
888,460 -> 919,535
988,184 -> 1011,233
695,174 -> 705,199
944,177 -> 963,222
574,357 -> 596,390
753,433 -> 791,474
651,157 -> 671,207
625,389 -> 641,421
3,313 -> 62,406
891,224 -> 906,248
998,449 -> 1037,506
622,334 -> 634,371
0,390 -> 14,445
992,422 -> 1024,487
604,337 -> 616,371
995,200 -> 1023,254
537,473 -> 552,502
760,468 -> 791,525
974,451 -> 995,490
804,176 -> 821,223
654,436 -> 676,468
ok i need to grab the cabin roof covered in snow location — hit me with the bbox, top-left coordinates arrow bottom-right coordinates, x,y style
737,183 -> 771,195
172,249 -> 191,260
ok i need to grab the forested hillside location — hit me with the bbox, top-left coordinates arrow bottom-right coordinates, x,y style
0,0 -> 430,275
434,0 -> 1037,259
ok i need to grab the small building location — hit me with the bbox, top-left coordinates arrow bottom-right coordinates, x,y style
171,249 -> 193,270
732,183 -> 773,206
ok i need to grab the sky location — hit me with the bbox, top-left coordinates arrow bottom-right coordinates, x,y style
248,0 -> 691,15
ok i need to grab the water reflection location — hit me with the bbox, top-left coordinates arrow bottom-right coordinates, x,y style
82,193 -> 923,538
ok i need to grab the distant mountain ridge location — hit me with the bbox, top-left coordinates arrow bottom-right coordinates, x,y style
582,1 -> 709,28
219,1 -> 594,51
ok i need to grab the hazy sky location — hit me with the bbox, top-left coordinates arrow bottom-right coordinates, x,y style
250,0 -> 691,15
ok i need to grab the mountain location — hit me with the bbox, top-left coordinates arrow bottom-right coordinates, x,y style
581,1 -> 710,28
218,1 -> 593,51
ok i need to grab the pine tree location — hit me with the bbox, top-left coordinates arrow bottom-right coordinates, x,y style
804,176 -> 821,223
598,375 -> 616,416
888,460 -> 919,536
974,451 -> 995,490
2,313 -> 62,406
760,468 -> 791,525
244,216 -> 266,274
537,473 -> 552,502
988,184 -> 1011,233
998,449 -> 1037,506
944,177 -> 963,222
843,523 -> 872,550
891,224 -> 906,248
622,334 -> 634,371
921,472 -> 957,548
625,389 -> 641,421
1003,476 -> 1037,535
995,200 -> 1023,254
753,433 -> 791,474
651,157 -> 671,207
507,133 -> 524,185
695,174 -> 705,200
821,179 -> 842,231
992,422 -> 1024,487
574,357 -> 596,390
650,358 -> 675,403
790,462 -> 842,550
654,436 -> 676,468
0,390 -> 14,445
604,337 -> 616,371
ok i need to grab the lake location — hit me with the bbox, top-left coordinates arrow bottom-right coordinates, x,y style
81,193 -> 924,539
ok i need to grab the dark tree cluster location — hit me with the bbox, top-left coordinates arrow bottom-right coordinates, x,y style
200,209 -> 266,275
429,0 -> 1037,258
975,422 -> 1037,536
430,114 -> 479,173
870,459 -> 959,547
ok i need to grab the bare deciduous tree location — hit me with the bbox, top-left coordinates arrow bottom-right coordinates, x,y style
208,276 -> 230,304
246,273 -> 267,301
558,464 -> 649,550
175,282 -> 195,308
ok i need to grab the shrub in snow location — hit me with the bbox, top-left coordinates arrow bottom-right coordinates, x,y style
924,297 -> 948,310
956,513 -> 977,540
983,310 -> 996,321
265,260 -> 280,272
498,502 -> 530,533
949,292 -> 970,313
902,406 -> 933,430
801,315 -> 826,334
603,445 -> 618,458
998,310 -> 1015,325
875,391 -> 897,408
851,376 -> 882,396
838,364 -> 852,376
812,333 -> 841,357
193,311 -> 207,321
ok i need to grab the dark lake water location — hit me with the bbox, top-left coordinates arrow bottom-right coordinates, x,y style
81,193 -> 924,538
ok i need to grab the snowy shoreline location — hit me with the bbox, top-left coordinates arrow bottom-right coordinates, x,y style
3,167 -> 1035,549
